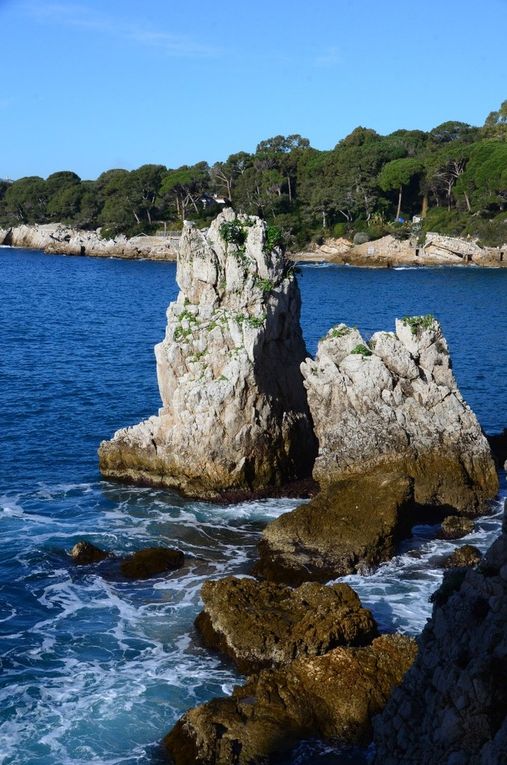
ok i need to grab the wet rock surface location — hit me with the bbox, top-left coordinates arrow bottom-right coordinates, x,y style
195,577 -> 378,672
443,544 -> 482,569
439,515 -> 476,540
256,472 -> 413,584
373,503 -> 507,765
164,634 -> 417,765
120,547 -> 184,579
69,540 -> 109,565
99,209 -> 316,498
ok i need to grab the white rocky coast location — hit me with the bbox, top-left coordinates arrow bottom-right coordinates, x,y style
98,209 -> 316,498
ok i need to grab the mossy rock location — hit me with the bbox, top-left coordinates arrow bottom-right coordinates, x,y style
439,516 -> 475,540
255,471 -> 414,585
443,545 -> 481,569
164,634 -> 417,765
195,577 -> 378,673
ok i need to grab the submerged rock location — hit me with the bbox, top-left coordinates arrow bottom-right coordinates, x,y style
120,547 -> 184,579
439,515 -> 475,540
442,544 -> 481,569
99,209 -> 316,498
373,504 -> 507,765
301,318 -> 497,514
164,634 -> 417,765
257,472 -> 413,584
70,540 -> 109,565
195,577 -> 377,672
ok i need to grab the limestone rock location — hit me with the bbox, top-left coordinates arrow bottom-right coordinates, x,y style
256,472 -> 413,584
301,317 -> 497,515
195,577 -> 377,672
443,545 -> 481,569
120,547 -> 184,579
99,210 -> 316,498
0,223 -> 178,260
439,515 -> 475,540
70,540 -> 109,565
164,633 -> 417,765
373,507 -> 507,765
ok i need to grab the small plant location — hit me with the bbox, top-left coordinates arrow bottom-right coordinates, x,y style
220,220 -> 248,247
402,314 -> 435,335
264,225 -> 283,253
234,313 -> 266,329
255,277 -> 274,293
173,325 -> 191,342
329,325 -> 350,339
350,343 -> 372,357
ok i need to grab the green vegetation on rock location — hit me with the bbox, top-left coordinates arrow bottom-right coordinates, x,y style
402,314 -> 435,335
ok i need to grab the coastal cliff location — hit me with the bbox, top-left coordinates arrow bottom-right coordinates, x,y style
98,209 -> 316,498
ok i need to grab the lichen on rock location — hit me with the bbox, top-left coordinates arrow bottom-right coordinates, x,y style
98,209 -> 316,498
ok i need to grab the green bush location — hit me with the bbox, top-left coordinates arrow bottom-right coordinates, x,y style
350,343 -> 372,357
332,222 -> 347,238
353,231 -> 370,245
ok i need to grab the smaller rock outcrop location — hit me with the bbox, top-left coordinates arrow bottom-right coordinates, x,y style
120,547 -> 184,579
439,515 -> 475,540
443,544 -> 481,569
99,209 -> 316,498
301,317 -> 497,514
70,541 -> 109,565
195,577 -> 377,672
164,634 -> 417,765
257,472 -> 413,584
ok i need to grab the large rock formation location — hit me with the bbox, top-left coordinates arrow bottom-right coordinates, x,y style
256,471 -> 414,584
195,577 -> 378,672
164,634 -> 417,765
301,317 -> 497,513
99,209 -> 316,498
373,504 -> 507,764
0,223 -> 179,260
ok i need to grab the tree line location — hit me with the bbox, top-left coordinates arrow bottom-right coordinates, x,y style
1,101 -> 505,248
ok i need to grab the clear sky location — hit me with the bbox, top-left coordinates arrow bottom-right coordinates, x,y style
1,0 -> 506,180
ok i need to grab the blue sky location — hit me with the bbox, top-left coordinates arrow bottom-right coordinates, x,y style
1,0 -> 506,180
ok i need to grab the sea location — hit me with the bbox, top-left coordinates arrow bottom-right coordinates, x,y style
1,248 -> 506,765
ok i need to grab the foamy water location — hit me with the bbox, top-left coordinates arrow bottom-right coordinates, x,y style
1,249 -> 506,764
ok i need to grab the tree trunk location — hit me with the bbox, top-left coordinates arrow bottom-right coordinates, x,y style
464,192 -> 472,213
147,209 -> 152,224
322,209 -> 327,228
421,192 -> 428,218
287,175 -> 292,203
396,187 -> 403,220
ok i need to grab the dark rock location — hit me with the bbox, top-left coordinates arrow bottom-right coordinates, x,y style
373,506 -> 507,765
70,541 -> 109,565
487,428 -> 507,469
255,472 -> 413,585
443,545 -> 481,569
195,577 -> 378,673
439,516 -> 475,540
163,634 -> 417,765
120,547 -> 184,579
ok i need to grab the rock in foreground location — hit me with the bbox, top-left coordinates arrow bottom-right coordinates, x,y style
301,317 -> 497,514
373,506 -> 507,764
164,634 -> 417,765
195,577 -> 377,672
99,210 -> 316,498
256,472 -> 413,584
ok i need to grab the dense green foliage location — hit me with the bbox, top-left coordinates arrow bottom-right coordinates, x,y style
1,102 -> 506,247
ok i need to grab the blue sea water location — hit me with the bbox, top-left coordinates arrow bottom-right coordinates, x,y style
0,249 -> 506,765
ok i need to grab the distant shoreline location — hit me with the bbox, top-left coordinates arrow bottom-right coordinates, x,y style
1,223 -> 506,269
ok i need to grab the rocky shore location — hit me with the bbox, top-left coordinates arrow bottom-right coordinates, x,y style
0,223 -> 179,260
93,208 -> 503,763
2,222 -> 506,268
